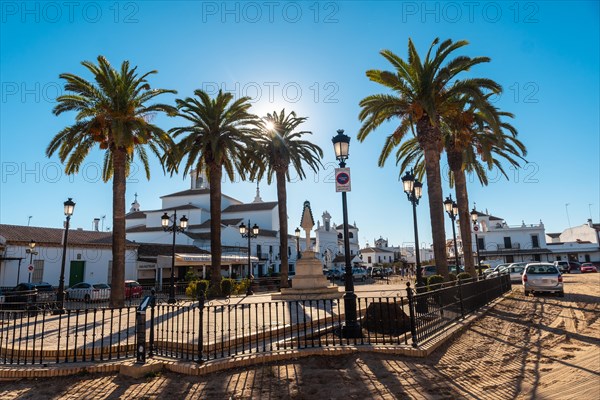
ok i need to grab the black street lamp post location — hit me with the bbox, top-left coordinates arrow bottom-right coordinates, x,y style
444,195 -> 460,269
294,227 -> 301,260
239,220 -> 259,296
161,210 -> 189,304
26,240 -> 38,283
401,170 -> 427,313
470,207 -> 482,277
332,129 -> 361,338
56,198 -> 75,313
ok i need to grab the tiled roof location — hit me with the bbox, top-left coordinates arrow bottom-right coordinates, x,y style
332,255 -> 347,263
137,243 -> 209,258
335,223 -> 357,230
257,229 -> 278,238
472,210 -> 503,221
222,202 -> 278,213
0,224 -> 136,247
126,223 -> 205,233
360,247 -> 394,253
197,218 -> 243,229
185,232 -> 211,241
126,225 -> 164,233
125,211 -> 146,220
160,188 -> 240,203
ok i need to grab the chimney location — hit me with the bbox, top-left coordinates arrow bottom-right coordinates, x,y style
93,218 -> 100,231
588,218 -> 593,228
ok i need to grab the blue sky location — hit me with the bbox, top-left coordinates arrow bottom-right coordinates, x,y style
1,1 -> 599,248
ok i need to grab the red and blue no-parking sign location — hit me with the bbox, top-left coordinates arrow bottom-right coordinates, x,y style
335,168 -> 351,192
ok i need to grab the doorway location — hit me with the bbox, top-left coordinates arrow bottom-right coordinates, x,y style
69,261 -> 85,286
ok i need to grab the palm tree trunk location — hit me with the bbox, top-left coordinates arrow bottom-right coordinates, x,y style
110,148 -> 126,307
418,117 -> 449,280
447,149 -> 476,277
454,170 -> 476,277
276,169 -> 289,288
209,164 -> 223,294
423,147 -> 449,280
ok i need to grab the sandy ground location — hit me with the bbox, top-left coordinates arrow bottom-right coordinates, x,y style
1,273 -> 598,400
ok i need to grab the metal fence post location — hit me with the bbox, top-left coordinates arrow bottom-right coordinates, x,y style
197,289 -> 205,363
406,282 -> 418,348
136,295 -> 153,364
149,289 -> 156,358
457,278 -> 465,318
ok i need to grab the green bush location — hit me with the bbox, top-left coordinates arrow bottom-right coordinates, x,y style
457,272 -> 472,282
234,278 -> 251,295
207,284 -> 221,298
184,267 -> 199,282
221,278 -> 235,297
446,273 -> 457,286
427,275 -> 444,290
185,279 -> 209,299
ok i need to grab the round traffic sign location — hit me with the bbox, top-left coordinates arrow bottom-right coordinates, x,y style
336,172 -> 350,185
28,264 -> 34,272
474,225 -> 479,232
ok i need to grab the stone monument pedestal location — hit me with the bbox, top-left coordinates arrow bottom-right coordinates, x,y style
272,251 -> 342,300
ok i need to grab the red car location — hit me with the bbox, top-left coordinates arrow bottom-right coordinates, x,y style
580,263 -> 598,273
125,280 -> 143,298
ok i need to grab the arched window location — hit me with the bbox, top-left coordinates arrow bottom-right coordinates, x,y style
338,233 -> 343,239
349,232 -> 354,238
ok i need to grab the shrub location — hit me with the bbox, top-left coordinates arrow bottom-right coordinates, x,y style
456,272 -> 472,282
185,280 -> 209,299
184,267 -> 199,282
207,284 -> 222,298
221,278 -> 235,297
427,275 -> 444,290
234,278 -> 251,295
446,273 -> 457,286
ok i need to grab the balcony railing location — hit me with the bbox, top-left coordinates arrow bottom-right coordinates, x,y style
496,243 -> 521,250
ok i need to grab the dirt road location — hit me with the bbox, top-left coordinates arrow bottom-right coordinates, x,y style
1,273 -> 598,399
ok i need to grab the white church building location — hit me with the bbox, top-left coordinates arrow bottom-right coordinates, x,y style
126,171 -> 362,282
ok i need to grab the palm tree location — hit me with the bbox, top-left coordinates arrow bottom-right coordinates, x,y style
445,95 -> 527,275
396,109 -> 527,277
46,56 -> 177,307
358,38 -> 502,280
170,90 -> 257,293
249,110 -> 323,288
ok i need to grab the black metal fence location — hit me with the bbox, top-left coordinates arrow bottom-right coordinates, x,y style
0,275 -> 510,366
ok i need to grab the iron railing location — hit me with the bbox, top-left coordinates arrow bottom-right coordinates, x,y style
0,275 -> 510,366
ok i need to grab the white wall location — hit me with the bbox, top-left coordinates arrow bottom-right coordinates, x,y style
144,209 -> 205,228
161,193 -> 240,211
0,244 -> 137,287
222,209 -> 276,232
558,224 -> 599,244
127,230 -> 196,245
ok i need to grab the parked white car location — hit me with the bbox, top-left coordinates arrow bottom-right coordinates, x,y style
352,268 -> 368,281
523,263 -> 564,297
65,282 -> 111,302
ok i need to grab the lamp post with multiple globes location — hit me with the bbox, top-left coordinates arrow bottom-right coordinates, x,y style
161,210 -> 189,304
239,221 -> 259,296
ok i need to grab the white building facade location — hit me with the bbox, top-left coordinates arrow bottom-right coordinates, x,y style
545,219 -> 600,263
457,211 -> 552,265
0,225 -> 137,287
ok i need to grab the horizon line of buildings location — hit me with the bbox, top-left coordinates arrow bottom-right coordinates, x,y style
1,172 -> 598,287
